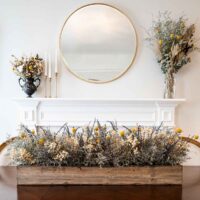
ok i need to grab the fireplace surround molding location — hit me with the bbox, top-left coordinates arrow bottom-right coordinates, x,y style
13,98 -> 185,128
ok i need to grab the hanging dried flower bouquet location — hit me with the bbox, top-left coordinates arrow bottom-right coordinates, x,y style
146,12 -> 199,98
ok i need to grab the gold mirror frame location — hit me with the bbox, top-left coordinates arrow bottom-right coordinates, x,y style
58,3 -> 138,83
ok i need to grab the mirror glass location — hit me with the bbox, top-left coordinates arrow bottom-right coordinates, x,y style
60,4 -> 137,83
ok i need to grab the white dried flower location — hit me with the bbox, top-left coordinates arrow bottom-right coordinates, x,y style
171,44 -> 180,57
45,141 -> 57,153
18,65 -> 23,72
82,135 -> 88,143
18,148 -> 35,164
54,150 -> 69,162
85,144 -> 94,153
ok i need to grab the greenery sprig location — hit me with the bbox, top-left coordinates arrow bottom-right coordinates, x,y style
146,11 -> 199,74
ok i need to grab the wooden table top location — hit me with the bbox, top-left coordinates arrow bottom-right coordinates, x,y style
0,166 -> 200,200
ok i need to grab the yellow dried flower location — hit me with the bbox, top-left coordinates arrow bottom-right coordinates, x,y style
29,66 -> 33,70
158,40 -> 163,45
119,130 -> 125,137
131,128 -> 137,134
20,132 -> 26,139
38,138 -> 45,145
170,33 -> 174,39
193,134 -> 199,140
176,35 -> 181,40
175,128 -> 183,134
72,127 -> 77,134
106,135 -> 111,140
31,130 -> 35,135
94,126 -> 99,131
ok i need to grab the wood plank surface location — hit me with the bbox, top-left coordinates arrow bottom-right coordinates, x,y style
17,166 -> 182,185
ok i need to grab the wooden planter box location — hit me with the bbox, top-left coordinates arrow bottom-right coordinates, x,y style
17,166 -> 182,185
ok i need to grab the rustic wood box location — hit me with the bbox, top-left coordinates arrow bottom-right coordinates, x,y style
17,166 -> 182,185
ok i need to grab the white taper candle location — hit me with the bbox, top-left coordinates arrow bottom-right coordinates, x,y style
48,53 -> 52,79
55,49 -> 58,74
44,52 -> 48,76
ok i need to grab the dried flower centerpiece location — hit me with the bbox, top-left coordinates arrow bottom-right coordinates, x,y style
146,12 -> 199,98
9,121 -> 190,185
9,121 -> 189,167
11,54 -> 44,97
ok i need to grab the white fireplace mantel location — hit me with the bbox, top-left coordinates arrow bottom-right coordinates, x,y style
13,98 -> 185,127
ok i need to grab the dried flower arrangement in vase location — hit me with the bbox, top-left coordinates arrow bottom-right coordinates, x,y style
11,54 -> 44,97
146,12 -> 199,98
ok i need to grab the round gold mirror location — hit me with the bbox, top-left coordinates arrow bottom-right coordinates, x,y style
59,3 -> 137,83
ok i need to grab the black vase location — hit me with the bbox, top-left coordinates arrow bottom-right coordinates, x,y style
18,77 -> 40,98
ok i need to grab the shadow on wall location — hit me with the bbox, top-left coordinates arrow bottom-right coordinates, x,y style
176,53 -> 200,135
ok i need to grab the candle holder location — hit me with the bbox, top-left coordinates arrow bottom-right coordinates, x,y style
44,75 -> 48,98
49,77 -> 52,98
55,72 -> 58,98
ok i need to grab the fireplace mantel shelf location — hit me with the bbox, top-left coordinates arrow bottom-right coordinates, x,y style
13,98 -> 185,127
13,97 -> 185,102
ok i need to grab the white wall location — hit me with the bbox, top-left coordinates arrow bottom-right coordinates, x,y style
0,0 -> 200,144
